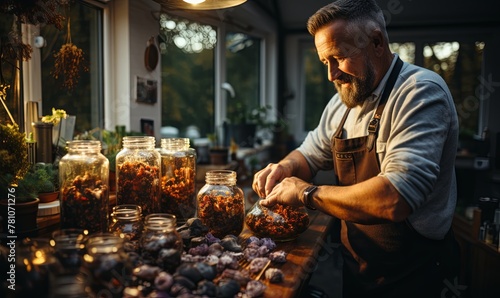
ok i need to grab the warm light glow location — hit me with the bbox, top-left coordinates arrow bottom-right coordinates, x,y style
183,0 -> 206,4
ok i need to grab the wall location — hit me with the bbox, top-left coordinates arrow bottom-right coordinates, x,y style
108,0 -> 161,141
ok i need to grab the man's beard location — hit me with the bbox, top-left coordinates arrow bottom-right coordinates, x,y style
334,59 -> 376,108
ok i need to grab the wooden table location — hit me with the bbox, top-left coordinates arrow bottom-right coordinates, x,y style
33,202 -> 335,298
240,210 -> 334,297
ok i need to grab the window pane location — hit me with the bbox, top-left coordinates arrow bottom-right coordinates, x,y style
303,46 -> 336,131
389,42 -> 415,64
159,14 -> 215,139
423,41 -> 484,137
0,14 -> 17,124
40,2 -> 102,135
225,32 -> 261,123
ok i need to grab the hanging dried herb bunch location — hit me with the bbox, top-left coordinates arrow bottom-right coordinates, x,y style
51,5 -> 88,91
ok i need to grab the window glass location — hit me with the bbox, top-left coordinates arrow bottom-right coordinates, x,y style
389,42 -> 415,64
225,32 -> 261,123
0,14 -> 16,124
303,46 -> 336,131
40,1 -> 103,135
159,14 -> 215,138
423,41 -> 484,137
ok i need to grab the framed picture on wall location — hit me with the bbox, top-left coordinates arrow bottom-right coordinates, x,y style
136,76 -> 158,104
141,119 -> 155,136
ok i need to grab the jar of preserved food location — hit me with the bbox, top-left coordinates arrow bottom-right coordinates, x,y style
51,228 -> 88,275
82,234 -> 133,297
245,199 -> 310,242
116,136 -> 161,216
159,138 -> 197,224
108,204 -> 143,253
59,140 -> 109,233
197,170 -> 245,238
140,213 -> 182,273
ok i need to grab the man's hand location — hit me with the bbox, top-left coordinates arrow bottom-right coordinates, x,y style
259,177 -> 310,208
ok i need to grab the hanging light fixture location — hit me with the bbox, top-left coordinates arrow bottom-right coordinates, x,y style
154,0 -> 247,10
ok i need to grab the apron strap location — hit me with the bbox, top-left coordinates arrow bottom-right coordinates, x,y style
366,57 -> 404,151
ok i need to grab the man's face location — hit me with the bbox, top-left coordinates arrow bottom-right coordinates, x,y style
314,20 -> 377,108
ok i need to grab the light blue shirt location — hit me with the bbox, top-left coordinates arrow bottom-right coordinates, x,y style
298,54 -> 459,239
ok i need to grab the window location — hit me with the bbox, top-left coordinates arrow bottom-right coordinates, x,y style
40,1 -> 104,136
302,45 -> 335,131
159,14 -> 215,139
159,13 -> 264,144
423,41 -> 484,138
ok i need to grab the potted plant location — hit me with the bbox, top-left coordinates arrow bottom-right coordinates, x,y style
225,103 -> 273,148
32,162 -> 59,203
0,123 -> 40,235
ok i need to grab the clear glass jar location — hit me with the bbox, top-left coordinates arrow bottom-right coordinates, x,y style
245,199 -> 310,242
59,140 -> 109,233
197,170 -> 245,238
116,136 -> 161,216
159,138 -> 197,224
108,204 -> 143,253
82,234 -> 133,297
140,213 -> 183,273
51,228 -> 89,275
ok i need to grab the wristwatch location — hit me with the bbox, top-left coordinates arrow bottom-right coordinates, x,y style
303,185 -> 318,210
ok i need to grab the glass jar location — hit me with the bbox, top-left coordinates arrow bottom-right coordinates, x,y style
82,234 -> 133,297
59,140 -> 109,233
197,170 -> 245,238
116,136 -> 161,216
159,138 -> 197,224
51,228 -> 89,276
245,199 -> 310,241
140,213 -> 183,273
108,204 -> 143,253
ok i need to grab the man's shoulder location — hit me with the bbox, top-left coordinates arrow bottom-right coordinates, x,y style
399,62 -> 448,89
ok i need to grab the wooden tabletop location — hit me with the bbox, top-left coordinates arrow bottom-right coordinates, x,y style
240,210 -> 334,297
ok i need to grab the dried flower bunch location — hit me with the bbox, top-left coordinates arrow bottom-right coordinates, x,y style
51,4 -> 89,90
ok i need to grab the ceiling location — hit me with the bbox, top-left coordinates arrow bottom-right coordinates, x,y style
251,0 -> 500,33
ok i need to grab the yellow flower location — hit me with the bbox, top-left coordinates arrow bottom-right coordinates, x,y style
41,108 -> 68,125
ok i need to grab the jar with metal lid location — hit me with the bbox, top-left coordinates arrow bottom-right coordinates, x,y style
116,136 -> 161,216
140,213 -> 182,273
82,234 -> 133,297
159,138 -> 197,224
197,170 -> 245,238
245,199 -> 310,242
108,204 -> 143,253
59,140 -> 109,233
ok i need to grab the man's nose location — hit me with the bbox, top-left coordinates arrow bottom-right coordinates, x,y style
328,65 -> 342,82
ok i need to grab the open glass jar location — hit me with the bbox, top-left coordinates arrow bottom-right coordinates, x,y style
245,200 -> 310,241
59,140 -> 109,233
159,138 -> 197,224
116,136 -> 161,216
197,170 -> 245,238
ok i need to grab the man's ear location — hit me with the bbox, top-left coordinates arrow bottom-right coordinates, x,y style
371,30 -> 385,56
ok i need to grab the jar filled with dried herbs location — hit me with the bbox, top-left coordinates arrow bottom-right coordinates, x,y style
116,136 -> 161,216
159,138 -> 197,225
197,170 -> 245,238
59,140 -> 109,233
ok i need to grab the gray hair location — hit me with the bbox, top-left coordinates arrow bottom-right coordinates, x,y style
307,0 -> 389,44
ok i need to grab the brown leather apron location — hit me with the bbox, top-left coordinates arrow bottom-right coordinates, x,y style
332,58 -> 459,297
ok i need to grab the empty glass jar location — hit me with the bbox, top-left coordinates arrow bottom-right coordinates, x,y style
116,136 -> 161,216
197,170 -> 245,238
59,140 -> 109,233
159,138 -> 197,224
